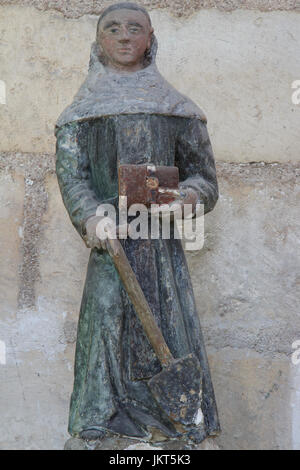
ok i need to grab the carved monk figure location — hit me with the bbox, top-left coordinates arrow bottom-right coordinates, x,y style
55,2 -> 220,445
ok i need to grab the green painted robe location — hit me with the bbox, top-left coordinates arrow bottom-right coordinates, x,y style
55,113 -> 220,442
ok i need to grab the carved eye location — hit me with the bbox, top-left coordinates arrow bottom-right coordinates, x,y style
129,27 -> 140,34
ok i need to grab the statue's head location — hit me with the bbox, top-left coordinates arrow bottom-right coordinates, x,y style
96,2 -> 154,72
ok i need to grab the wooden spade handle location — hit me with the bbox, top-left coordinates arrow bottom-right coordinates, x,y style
106,236 -> 174,368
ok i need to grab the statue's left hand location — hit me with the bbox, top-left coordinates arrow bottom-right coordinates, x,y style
151,187 -> 198,219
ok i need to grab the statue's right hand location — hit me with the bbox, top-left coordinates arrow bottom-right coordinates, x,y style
84,216 -> 128,250
84,215 -> 107,250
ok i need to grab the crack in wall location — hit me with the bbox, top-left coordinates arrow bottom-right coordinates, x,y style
18,177 -> 48,309
0,153 -> 55,310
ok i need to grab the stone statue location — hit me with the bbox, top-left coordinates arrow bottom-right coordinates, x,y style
55,2 -> 220,447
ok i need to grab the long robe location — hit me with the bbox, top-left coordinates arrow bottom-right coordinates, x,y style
55,113 -> 220,442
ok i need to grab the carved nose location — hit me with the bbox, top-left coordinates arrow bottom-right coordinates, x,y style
118,26 -> 130,42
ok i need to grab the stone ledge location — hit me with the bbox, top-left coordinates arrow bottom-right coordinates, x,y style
0,0 -> 299,19
1,152 -> 298,176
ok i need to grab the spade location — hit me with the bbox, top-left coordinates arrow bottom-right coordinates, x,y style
106,235 -> 203,427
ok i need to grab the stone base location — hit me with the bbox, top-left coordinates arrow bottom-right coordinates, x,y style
64,436 -> 220,451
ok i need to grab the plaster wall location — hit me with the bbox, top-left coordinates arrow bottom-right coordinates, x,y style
0,6 -> 299,161
0,1 -> 299,450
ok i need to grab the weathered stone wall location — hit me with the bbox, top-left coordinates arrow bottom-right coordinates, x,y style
1,0 -> 300,18
1,5 -> 300,162
0,0 -> 299,450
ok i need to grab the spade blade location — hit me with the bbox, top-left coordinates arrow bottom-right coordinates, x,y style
148,353 -> 203,426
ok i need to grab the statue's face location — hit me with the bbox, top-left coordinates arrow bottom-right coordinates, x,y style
98,9 -> 153,72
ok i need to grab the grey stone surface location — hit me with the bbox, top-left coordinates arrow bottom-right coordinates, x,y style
209,348 -> 292,450
187,162 -> 300,359
0,0 -> 298,19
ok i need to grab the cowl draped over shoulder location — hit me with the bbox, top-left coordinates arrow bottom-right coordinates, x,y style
56,39 -> 207,129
